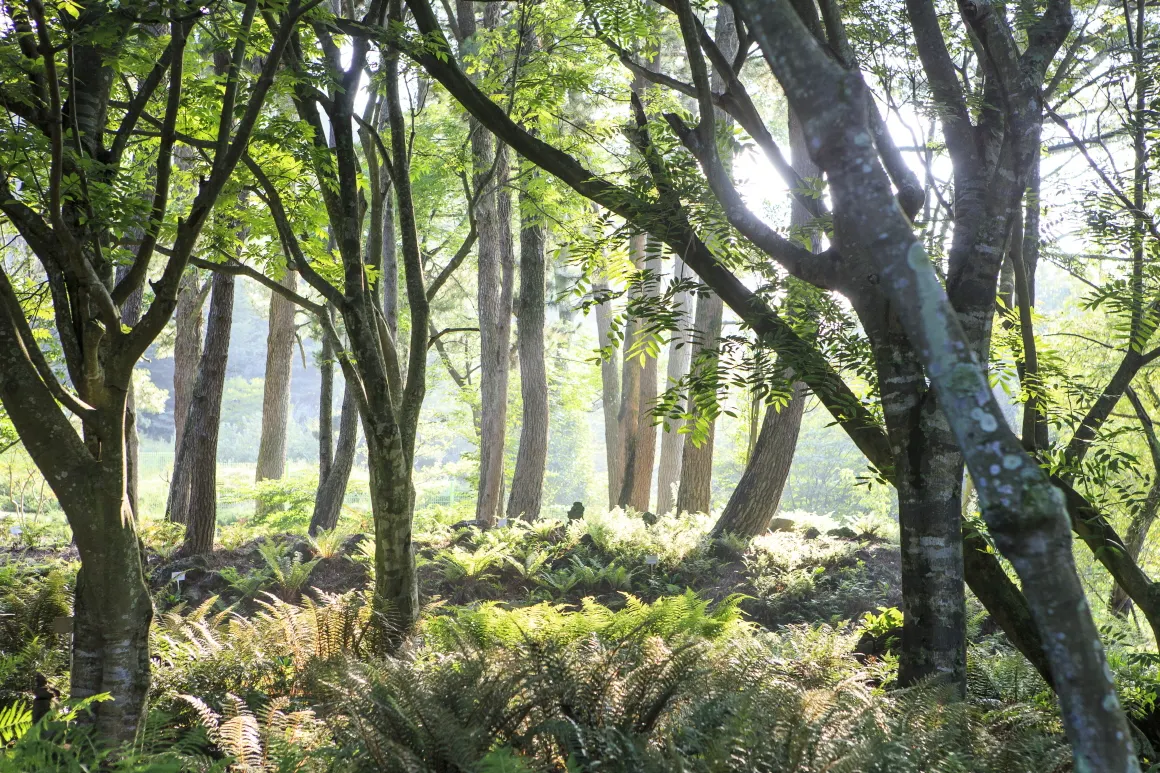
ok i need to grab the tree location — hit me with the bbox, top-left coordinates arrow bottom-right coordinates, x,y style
255,270 -> 299,503
0,0 -> 306,737
167,270 -> 234,554
507,160 -> 549,521
655,258 -> 692,515
401,0 -> 1138,765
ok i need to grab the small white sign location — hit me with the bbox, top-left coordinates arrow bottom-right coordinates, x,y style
171,570 -> 187,582
9,525 -> 21,536
497,518 -> 509,528
645,555 -> 659,566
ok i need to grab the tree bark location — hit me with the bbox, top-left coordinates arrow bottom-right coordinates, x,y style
617,234 -> 659,512
255,270 -> 298,491
655,258 -> 692,515
713,383 -> 807,538
712,107 -> 812,537
318,326 -> 335,485
168,272 -> 234,554
675,289 -> 723,514
172,270 -> 207,467
117,267 -> 144,520
595,277 -> 622,509
310,379 -> 359,534
507,161 -> 548,521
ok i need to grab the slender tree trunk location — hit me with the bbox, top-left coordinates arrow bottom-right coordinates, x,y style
255,270 -> 298,494
172,270 -> 207,471
675,2 -> 735,516
507,161 -> 548,520
713,109 -> 812,536
656,258 -> 692,515
595,277 -> 622,509
117,268 -> 144,520
1110,485 -> 1160,615
168,272 -> 234,554
318,328 -> 335,484
676,289 -> 723,514
382,193 -> 398,336
462,0 -> 512,527
310,381 -> 359,534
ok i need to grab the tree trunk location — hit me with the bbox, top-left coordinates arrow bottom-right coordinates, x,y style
655,258 -> 692,515
168,272 -> 234,554
310,380 -> 360,534
595,277 -> 622,510
69,482 -> 152,741
507,162 -> 549,521
713,382 -> 807,538
713,108 -> 813,536
617,235 -> 659,512
255,270 -> 298,493
675,289 -> 723,514
318,327 -> 335,484
117,267 -> 144,520
172,270 -> 207,467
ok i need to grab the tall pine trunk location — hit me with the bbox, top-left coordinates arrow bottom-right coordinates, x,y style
168,272 -> 234,554
507,162 -> 549,520
255,270 -> 298,497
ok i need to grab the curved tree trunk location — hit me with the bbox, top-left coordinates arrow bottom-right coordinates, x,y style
712,109 -> 813,537
713,382 -> 807,537
310,380 -> 360,534
507,163 -> 548,521
117,267 -> 144,520
255,270 -> 298,499
655,258 -> 692,515
168,272 -> 234,554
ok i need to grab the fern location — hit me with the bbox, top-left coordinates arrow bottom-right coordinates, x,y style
0,700 -> 30,744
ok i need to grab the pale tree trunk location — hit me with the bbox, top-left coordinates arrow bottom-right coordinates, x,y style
595,277 -> 622,509
617,234 -> 659,512
675,2 -> 735,516
310,381 -> 359,534
255,270 -> 298,496
507,161 -> 548,520
168,272 -> 234,554
675,289 -> 723,515
464,0 -> 512,527
655,258 -> 692,515
117,266 -> 144,520
172,270 -> 207,464
712,109 -> 812,537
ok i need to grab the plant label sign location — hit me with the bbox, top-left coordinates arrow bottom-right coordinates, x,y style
645,555 -> 659,566
8,525 -> 21,536
172,570 -> 187,582
497,518 -> 509,528
52,616 -> 73,634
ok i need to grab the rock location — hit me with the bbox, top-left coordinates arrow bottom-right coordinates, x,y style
827,526 -> 859,540
340,533 -> 370,555
567,501 -> 585,521
640,511 -> 658,526
802,527 -> 821,540
768,518 -> 796,533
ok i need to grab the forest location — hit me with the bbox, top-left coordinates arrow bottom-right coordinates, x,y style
3,0 -> 1160,768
